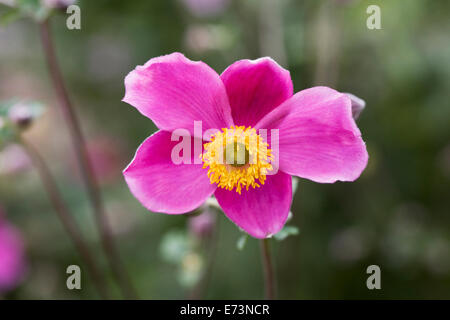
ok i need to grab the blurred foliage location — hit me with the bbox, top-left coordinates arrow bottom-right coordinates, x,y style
0,0 -> 450,299
159,229 -> 204,288
0,0 -> 51,24
0,103 -> 15,147
273,226 -> 299,241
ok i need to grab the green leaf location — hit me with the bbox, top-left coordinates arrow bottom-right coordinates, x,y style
273,226 -> 300,241
236,234 -> 248,250
1,0 -> 52,23
0,100 -> 14,116
0,117 -> 15,149
0,7 -> 22,26
16,0 -> 41,12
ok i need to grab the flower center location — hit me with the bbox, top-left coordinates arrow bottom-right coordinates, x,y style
201,126 -> 273,194
224,142 -> 249,168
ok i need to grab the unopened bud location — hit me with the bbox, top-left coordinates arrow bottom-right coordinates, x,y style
8,103 -> 33,129
188,209 -> 216,238
42,0 -> 76,9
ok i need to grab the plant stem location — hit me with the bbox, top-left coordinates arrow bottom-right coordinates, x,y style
188,216 -> 219,299
21,137 -> 110,299
260,238 -> 275,299
38,19 -> 137,299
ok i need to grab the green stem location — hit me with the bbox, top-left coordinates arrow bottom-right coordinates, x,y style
260,238 -> 275,299
38,19 -> 137,299
21,137 -> 110,299
188,215 -> 219,299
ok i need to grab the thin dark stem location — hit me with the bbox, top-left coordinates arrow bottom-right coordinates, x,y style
39,19 -> 137,299
188,216 -> 220,300
21,137 -> 110,299
260,238 -> 275,300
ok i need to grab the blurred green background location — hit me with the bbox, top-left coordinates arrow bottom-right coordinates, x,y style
0,0 -> 450,299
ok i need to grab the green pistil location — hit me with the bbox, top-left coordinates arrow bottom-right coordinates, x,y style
224,142 -> 249,167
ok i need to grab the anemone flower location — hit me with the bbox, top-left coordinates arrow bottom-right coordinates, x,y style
0,213 -> 26,294
123,53 -> 368,239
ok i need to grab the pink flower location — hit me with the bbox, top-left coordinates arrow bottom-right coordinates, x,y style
180,0 -> 229,17
122,53 -> 368,238
70,136 -> 125,185
0,211 -> 26,294
189,210 -> 216,238
8,103 -> 34,128
42,0 -> 76,9
0,144 -> 31,176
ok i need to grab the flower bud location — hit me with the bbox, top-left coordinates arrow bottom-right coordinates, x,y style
8,103 -> 33,129
188,209 -> 216,238
42,0 -> 76,9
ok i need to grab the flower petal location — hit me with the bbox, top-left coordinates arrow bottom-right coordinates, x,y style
0,221 -> 26,292
344,92 -> 366,120
221,57 -> 293,127
123,52 -> 233,136
123,130 -> 216,214
256,86 -> 368,183
215,171 -> 292,238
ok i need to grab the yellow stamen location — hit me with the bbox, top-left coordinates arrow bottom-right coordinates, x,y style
201,126 -> 273,194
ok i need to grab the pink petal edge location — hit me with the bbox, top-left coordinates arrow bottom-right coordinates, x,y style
256,86 -> 369,183
215,171 -> 292,239
123,52 -> 233,137
123,130 -> 216,214
221,57 -> 293,127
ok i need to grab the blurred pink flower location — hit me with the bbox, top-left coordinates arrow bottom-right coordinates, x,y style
75,136 -> 125,185
184,25 -> 217,53
123,53 -> 368,238
180,0 -> 229,17
189,209 -> 216,238
8,102 -> 35,128
0,144 -> 31,176
42,0 -> 76,9
0,211 -> 26,294
184,25 -> 232,54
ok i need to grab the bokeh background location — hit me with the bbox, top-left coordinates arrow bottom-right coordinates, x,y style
1,0 -> 450,299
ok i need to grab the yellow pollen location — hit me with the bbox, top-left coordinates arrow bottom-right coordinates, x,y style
201,126 -> 273,194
